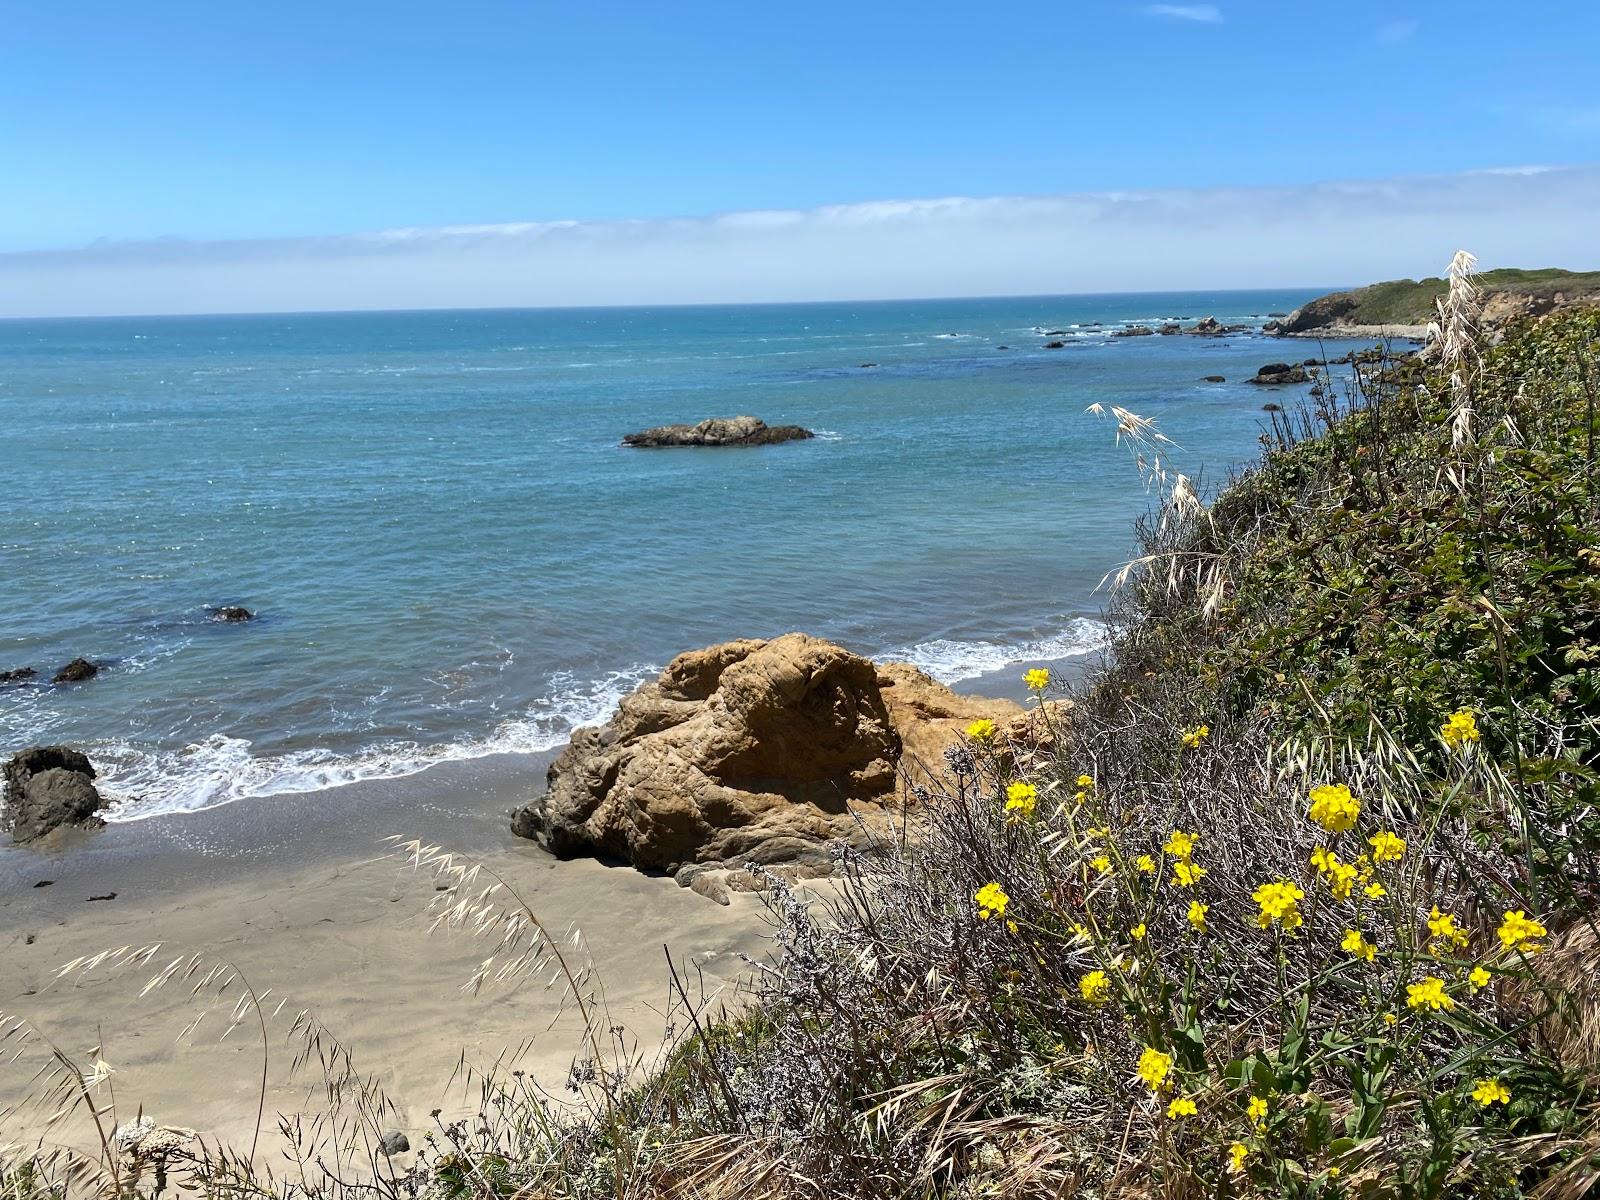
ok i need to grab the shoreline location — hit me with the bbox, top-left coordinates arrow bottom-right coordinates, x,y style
0,647 -> 1096,1148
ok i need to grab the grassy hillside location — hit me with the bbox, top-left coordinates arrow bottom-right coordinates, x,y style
1279,267 -> 1600,330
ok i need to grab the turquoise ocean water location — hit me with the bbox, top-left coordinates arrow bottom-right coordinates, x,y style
0,292 -> 1339,821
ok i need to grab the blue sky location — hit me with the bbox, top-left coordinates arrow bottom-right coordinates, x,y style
2,1 -> 1598,314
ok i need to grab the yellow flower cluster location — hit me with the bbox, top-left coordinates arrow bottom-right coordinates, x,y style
1229,1142 -> 1249,1173
1135,854 -> 1156,874
1340,928 -> 1377,962
965,718 -> 997,742
1246,1096 -> 1269,1126
1252,880 -> 1305,930
974,882 -> 1010,920
1497,910 -> 1547,953
1004,781 -> 1037,820
1186,901 -> 1208,932
1471,1079 -> 1510,1106
1440,709 -> 1480,749
1368,830 -> 1406,863
1163,829 -> 1206,886
1179,724 -> 1210,749
1428,906 -> 1470,951
1136,1046 -> 1173,1092
1405,976 -> 1455,1012
1073,773 -> 1093,805
1023,668 -> 1050,691
1079,969 -> 1110,1004
1167,1096 -> 1197,1120
1308,783 -> 1360,833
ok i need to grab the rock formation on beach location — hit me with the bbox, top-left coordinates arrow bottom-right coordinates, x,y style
621,416 -> 813,448
510,633 -> 1038,873
2,746 -> 106,844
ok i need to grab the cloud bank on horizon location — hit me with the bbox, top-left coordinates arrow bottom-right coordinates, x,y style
3,165 -> 1598,318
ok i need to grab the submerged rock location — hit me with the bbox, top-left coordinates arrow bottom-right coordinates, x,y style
510,633 -> 1030,872
0,667 -> 37,686
1111,325 -> 1155,338
210,606 -> 255,622
622,416 -> 813,448
3,746 -> 105,844
1201,375 -> 1226,383
52,658 -> 99,685
1043,340 -> 1066,349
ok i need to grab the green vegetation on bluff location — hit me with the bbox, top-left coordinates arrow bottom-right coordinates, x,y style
1273,267 -> 1600,332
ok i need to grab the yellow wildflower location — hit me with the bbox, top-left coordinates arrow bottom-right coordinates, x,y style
1364,880 -> 1387,899
1004,781 -> 1037,818
1246,1096 -> 1269,1125
1406,976 -> 1455,1012
1229,1142 -> 1249,1173
1136,1046 -> 1173,1092
1252,880 -> 1305,930
1440,709 -> 1480,749
1078,969 -> 1110,1004
1179,724 -> 1210,749
1428,906 -> 1471,950
1130,922 -> 1147,941
1069,921 -> 1091,940
1310,846 -> 1339,875
1024,668 -> 1050,691
974,882 -> 1010,920
1167,1096 -> 1197,1119
1469,965 -> 1492,991
1308,783 -> 1360,833
1187,901 -> 1209,931
1090,854 -> 1111,873
1076,773 -> 1093,788
965,718 -> 997,742
1497,910 -> 1547,953
1325,859 -> 1359,901
1340,929 -> 1377,963
1172,859 -> 1207,887
1163,830 -> 1198,859
1471,1079 -> 1510,1106
1073,789 -> 1089,805
1383,1012 -> 1398,1027
1369,830 -> 1406,863
1135,854 -> 1156,874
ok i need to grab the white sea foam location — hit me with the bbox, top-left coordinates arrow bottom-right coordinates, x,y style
812,429 -> 843,441
877,617 -> 1109,684
91,664 -> 658,822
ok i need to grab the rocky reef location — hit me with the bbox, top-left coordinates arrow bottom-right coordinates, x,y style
621,416 -> 813,448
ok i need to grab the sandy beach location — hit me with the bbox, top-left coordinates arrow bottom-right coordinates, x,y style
0,750 -> 783,1151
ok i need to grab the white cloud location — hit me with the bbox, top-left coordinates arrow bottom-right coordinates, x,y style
1146,5 -> 1223,23
3,165 -> 1599,318
1376,18 -> 1420,45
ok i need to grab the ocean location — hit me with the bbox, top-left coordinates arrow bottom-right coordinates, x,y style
0,291 -> 1335,823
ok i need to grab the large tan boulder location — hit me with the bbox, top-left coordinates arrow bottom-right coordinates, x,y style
510,634 -> 1026,871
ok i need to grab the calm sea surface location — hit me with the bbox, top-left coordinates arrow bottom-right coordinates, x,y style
0,292 -> 1334,820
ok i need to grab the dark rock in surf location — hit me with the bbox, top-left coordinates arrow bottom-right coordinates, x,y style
1111,325 -> 1155,338
210,606 -> 255,622
1248,363 -> 1310,386
622,416 -> 813,448
1263,402 -> 1284,412
52,659 -> 99,685
0,667 -> 37,687
2,746 -> 105,844
1201,375 -> 1226,383
1043,341 -> 1066,349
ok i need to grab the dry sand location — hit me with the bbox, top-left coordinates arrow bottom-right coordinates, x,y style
0,751 -> 781,1152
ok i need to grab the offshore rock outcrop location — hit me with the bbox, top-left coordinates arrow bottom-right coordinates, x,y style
622,416 -> 813,448
510,633 -> 1032,872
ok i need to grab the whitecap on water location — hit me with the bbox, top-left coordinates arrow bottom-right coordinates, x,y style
876,618 -> 1109,684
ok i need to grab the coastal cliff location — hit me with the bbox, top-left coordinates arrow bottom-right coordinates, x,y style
1266,266 -> 1600,339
